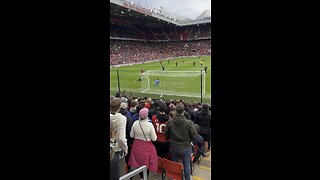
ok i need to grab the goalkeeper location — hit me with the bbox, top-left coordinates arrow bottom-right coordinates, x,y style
154,78 -> 160,86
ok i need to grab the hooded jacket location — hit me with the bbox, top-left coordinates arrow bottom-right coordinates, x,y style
152,113 -> 170,142
119,109 -> 134,147
110,112 -> 128,152
194,109 -> 211,135
165,114 -> 197,150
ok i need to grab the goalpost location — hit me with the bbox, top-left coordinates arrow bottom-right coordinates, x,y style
141,70 -> 206,97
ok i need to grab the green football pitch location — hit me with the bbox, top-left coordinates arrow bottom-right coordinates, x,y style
110,56 -> 211,104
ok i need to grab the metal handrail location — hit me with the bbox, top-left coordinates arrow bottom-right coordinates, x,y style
119,165 -> 148,180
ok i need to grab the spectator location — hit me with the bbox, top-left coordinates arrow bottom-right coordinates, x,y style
132,104 -> 144,122
133,104 -> 152,123
128,108 -> 158,180
144,98 -> 152,109
208,104 -> 215,151
153,99 -> 161,114
193,124 -> 206,157
165,100 -> 171,115
110,98 -> 128,179
120,99 -> 131,119
169,110 -> 176,119
147,101 -> 156,120
129,99 -> 138,118
119,102 -> 134,167
194,103 -> 211,154
186,103 -> 196,122
165,104 -> 197,180
152,102 -> 170,158
110,115 -> 120,180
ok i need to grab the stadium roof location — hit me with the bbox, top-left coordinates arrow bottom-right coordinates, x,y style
110,0 -> 211,27
110,2 -> 177,27
196,9 -> 211,20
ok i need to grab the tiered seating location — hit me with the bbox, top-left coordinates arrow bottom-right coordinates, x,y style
110,39 -> 211,65
110,24 -> 143,39
110,23 -> 211,40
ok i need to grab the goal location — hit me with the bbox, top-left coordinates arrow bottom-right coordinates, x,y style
141,70 -> 206,97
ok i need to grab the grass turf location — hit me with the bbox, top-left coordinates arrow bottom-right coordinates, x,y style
110,56 -> 211,104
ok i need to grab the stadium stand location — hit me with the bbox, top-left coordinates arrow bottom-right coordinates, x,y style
110,23 -> 211,41
110,40 -> 211,65
110,94 -> 213,180
110,1 -> 212,179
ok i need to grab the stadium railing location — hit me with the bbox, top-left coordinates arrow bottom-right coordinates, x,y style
119,165 -> 148,180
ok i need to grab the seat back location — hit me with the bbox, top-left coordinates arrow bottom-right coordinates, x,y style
157,157 -> 165,180
157,157 -> 164,174
163,158 -> 184,180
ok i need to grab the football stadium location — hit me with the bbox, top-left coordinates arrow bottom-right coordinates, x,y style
110,0 -> 212,179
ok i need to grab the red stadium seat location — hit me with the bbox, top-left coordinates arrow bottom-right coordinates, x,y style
163,158 -> 184,180
157,157 -> 165,180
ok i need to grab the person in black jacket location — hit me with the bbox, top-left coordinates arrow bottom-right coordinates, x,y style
193,124 -> 205,157
119,102 -> 133,167
147,101 -> 156,120
194,103 -> 211,154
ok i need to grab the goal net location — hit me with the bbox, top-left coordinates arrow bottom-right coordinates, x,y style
141,70 -> 206,97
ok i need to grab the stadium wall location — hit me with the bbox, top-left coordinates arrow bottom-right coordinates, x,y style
110,37 -> 211,42
110,55 -> 198,68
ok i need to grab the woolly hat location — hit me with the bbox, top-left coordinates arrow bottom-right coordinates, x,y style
139,108 -> 149,119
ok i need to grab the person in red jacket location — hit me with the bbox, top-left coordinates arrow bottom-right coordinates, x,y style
152,102 -> 170,158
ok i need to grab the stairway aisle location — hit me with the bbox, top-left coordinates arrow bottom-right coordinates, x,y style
191,150 -> 211,180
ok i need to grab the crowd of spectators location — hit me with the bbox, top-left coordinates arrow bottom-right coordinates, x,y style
110,23 -> 211,40
110,91 -> 213,180
188,24 -> 212,40
110,39 -> 211,65
110,24 -> 144,39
